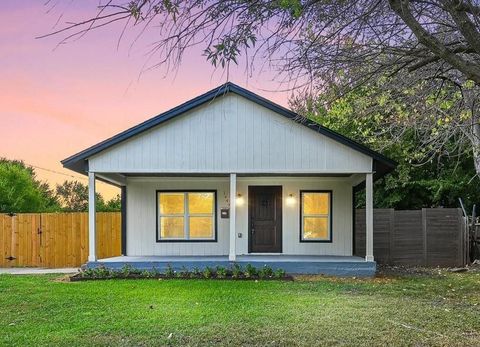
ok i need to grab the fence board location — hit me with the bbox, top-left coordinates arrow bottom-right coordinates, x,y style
0,212 -> 121,268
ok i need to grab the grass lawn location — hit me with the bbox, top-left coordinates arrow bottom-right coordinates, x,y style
1,269 -> 479,347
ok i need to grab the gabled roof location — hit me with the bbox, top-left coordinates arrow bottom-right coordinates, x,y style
62,82 -> 396,177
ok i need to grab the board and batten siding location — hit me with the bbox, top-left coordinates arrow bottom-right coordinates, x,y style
126,177 -> 352,257
88,94 -> 372,174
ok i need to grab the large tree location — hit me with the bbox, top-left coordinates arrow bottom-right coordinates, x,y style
0,159 -> 60,213
44,0 -> 480,177
292,83 -> 480,209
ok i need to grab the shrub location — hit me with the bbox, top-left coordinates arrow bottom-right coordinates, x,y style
141,269 -> 152,278
151,267 -> 161,278
120,264 -> 134,277
274,268 -> 286,278
216,266 -> 227,279
178,266 -> 190,278
231,263 -> 242,278
202,266 -> 214,279
164,264 -> 175,278
244,264 -> 258,278
94,265 -> 112,278
191,267 -> 201,278
259,265 -> 274,278
80,268 -> 95,278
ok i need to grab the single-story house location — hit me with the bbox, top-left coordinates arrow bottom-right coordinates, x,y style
62,82 -> 396,276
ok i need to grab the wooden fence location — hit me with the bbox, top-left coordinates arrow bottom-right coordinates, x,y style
355,208 -> 467,267
0,209 -> 467,268
0,212 -> 121,268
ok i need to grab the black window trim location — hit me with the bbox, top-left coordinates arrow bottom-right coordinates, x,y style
156,189 -> 218,243
299,190 -> 333,243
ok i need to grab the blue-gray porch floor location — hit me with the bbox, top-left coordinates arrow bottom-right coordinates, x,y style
86,255 -> 376,277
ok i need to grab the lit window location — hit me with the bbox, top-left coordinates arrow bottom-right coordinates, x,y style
157,191 -> 216,241
300,191 -> 332,242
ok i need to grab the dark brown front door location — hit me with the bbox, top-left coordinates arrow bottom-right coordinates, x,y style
249,186 -> 282,253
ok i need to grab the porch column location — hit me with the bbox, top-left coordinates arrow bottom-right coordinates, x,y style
88,171 -> 97,262
365,172 -> 374,262
229,173 -> 237,261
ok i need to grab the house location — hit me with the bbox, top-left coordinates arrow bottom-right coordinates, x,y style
62,82 -> 396,276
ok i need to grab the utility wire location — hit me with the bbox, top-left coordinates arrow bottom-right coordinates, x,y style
24,162 -> 110,185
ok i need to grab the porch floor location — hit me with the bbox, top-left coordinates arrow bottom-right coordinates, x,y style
87,255 -> 375,277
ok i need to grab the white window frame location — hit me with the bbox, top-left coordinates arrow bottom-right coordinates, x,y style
156,191 -> 217,242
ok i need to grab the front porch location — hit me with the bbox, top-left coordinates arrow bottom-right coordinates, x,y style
85,255 -> 376,277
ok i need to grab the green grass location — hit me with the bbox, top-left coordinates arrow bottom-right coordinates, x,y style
0,270 -> 479,346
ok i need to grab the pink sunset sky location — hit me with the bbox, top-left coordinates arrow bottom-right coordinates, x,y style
0,1 -> 291,199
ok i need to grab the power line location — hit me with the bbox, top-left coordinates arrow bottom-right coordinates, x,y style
23,162 -> 110,186
27,163 -> 87,180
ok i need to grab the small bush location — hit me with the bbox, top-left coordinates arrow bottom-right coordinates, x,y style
94,265 -> 112,278
244,264 -> 258,278
151,267 -> 161,277
274,268 -> 286,278
216,266 -> 228,279
164,264 -> 175,278
191,267 -> 201,278
178,266 -> 190,278
231,263 -> 242,278
80,268 -> 95,278
202,266 -> 214,279
120,264 -> 134,277
259,265 -> 274,278
141,269 -> 152,278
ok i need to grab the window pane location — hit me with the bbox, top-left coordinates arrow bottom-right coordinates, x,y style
160,217 -> 184,238
303,193 -> 329,215
159,193 -> 184,214
303,217 -> 329,240
189,217 -> 213,239
188,193 -> 214,214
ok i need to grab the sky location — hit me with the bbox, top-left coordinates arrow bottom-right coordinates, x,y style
0,1 -> 291,199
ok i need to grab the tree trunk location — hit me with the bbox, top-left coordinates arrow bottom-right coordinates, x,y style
472,113 -> 480,177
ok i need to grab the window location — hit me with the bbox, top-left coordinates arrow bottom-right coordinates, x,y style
300,191 -> 332,242
157,191 -> 216,241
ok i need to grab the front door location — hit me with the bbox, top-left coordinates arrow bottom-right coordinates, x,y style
248,186 -> 282,253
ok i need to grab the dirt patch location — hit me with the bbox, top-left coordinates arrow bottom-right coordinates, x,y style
376,263 -> 480,278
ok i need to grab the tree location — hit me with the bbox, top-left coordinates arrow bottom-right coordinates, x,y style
101,194 -> 122,212
0,159 -> 60,213
55,180 -> 89,212
43,0 -> 480,177
292,84 -> 480,209
55,180 -> 121,212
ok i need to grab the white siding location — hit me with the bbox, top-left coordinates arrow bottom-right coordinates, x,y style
89,94 -> 372,174
126,178 -> 230,256
126,177 -> 352,256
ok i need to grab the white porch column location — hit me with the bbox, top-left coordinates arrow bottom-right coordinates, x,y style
365,172 -> 374,262
88,172 -> 97,262
229,173 -> 237,261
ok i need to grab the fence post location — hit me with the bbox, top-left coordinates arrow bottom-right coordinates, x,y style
422,208 -> 427,267
388,209 -> 395,265
458,208 -> 467,266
